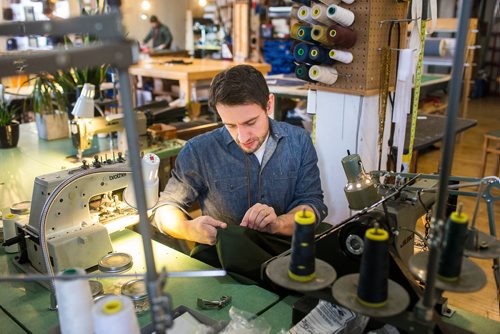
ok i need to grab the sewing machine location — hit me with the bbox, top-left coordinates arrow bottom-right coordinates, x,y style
10,153 -> 159,280
70,111 -> 148,158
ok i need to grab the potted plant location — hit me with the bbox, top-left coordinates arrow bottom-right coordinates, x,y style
29,72 -> 70,140
0,101 -> 20,149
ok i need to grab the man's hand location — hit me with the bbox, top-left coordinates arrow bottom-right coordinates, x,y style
241,203 -> 280,234
187,216 -> 227,245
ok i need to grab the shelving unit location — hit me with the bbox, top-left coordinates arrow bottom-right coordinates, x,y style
422,18 -> 478,117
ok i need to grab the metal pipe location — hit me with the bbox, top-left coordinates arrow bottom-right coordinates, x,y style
421,0 -> 474,313
118,68 -> 171,331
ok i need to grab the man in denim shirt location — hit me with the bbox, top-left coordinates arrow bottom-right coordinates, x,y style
154,65 -> 327,246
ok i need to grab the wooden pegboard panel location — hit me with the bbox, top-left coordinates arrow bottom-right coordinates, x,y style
305,0 -> 409,96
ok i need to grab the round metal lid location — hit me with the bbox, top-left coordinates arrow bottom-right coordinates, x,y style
93,293 -> 116,303
121,279 -> 148,301
98,252 -> 133,273
89,280 -> 104,297
10,201 -> 31,215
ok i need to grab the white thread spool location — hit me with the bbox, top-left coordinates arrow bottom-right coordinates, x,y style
93,295 -> 140,334
318,0 -> 342,5
342,0 -> 356,4
329,49 -> 354,64
326,4 -> 355,27
297,6 -> 318,25
3,213 -> 19,253
55,268 -> 94,334
309,65 -> 339,85
311,3 -> 332,26
123,153 -> 160,209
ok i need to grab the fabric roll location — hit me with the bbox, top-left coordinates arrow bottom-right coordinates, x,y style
424,38 -> 447,57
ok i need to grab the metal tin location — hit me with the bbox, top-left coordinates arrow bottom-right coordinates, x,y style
93,293 -> 116,303
10,201 -> 31,215
98,252 -> 133,273
121,279 -> 149,313
89,280 -> 104,297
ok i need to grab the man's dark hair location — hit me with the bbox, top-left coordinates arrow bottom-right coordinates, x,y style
209,65 -> 269,113
150,15 -> 159,23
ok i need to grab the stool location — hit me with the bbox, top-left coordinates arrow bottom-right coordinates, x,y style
480,129 -> 500,177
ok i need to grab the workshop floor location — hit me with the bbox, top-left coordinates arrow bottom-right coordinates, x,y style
417,95 -> 500,322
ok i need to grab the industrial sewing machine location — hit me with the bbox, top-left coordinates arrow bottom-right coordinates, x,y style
8,153 -> 160,282
70,111 -> 148,159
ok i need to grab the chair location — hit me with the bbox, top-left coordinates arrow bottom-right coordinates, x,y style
480,129 -> 500,177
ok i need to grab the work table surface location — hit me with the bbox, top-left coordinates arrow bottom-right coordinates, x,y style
0,229 -> 283,332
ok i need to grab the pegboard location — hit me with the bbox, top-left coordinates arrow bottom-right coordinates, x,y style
305,0 -> 409,96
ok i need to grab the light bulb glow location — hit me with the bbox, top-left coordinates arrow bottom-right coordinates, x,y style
199,0 -> 207,7
141,1 -> 151,11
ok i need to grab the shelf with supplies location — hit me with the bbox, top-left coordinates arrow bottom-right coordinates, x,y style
421,18 -> 478,118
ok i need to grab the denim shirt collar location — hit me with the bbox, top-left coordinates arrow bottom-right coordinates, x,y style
221,117 -> 287,146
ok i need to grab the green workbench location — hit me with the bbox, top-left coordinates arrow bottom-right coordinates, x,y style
0,229 -> 280,332
0,122 -> 184,210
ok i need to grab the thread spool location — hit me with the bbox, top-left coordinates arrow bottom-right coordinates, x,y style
329,49 -> 353,63
327,4 -> 355,27
309,65 -> 338,85
93,295 -> 140,334
318,0 -> 341,5
438,209 -> 469,281
309,46 -> 335,65
342,0 -> 356,3
288,210 -> 316,282
293,42 -> 311,63
55,268 -> 94,334
357,227 -> 389,307
292,0 -> 312,6
297,6 -> 318,25
3,213 -> 19,253
295,64 -> 314,82
424,38 -> 447,57
290,23 -> 302,40
327,24 -> 357,48
297,26 -> 314,43
311,3 -> 332,26
311,25 -> 331,45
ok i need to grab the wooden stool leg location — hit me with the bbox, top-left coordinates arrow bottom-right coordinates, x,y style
480,136 -> 489,178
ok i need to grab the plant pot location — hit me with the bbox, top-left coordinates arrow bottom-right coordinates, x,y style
35,112 -> 69,140
0,120 -> 20,149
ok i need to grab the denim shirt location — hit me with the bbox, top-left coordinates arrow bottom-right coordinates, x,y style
159,118 -> 328,226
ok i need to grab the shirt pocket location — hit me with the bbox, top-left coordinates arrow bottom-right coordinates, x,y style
213,176 -> 248,220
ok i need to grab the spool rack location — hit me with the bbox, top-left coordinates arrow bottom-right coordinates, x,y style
305,0 -> 409,96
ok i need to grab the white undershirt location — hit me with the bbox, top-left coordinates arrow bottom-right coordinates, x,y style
253,132 -> 270,165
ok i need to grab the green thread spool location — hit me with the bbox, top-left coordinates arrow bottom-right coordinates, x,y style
295,63 -> 314,82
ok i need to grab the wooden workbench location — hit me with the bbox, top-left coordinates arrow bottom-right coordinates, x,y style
129,57 -> 271,105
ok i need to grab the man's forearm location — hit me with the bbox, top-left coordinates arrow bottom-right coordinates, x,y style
276,204 -> 314,236
154,205 -> 189,239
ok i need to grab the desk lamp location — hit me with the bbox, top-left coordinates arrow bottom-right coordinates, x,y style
342,153 -> 381,210
72,83 -> 95,118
